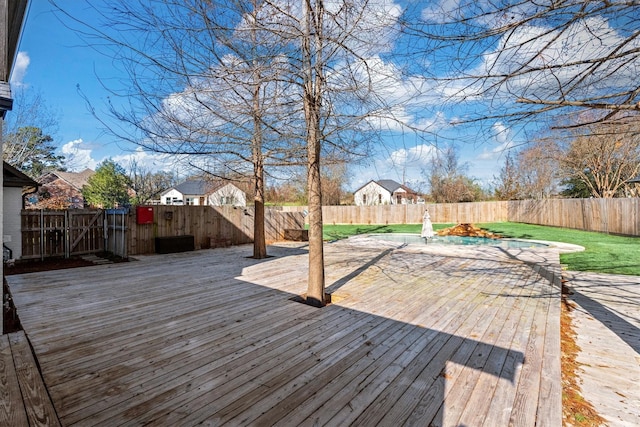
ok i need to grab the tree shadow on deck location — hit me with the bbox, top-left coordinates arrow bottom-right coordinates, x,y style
563,273 -> 640,354
6,242 -> 555,426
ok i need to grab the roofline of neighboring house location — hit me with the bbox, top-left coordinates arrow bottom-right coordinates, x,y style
353,179 -> 418,196
39,170 -> 93,192
397,184 -> 418,194
352,179 -> 379,195
161,181 -> 244,198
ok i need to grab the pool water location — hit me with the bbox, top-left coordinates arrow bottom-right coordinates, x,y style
368,233 -> 548,249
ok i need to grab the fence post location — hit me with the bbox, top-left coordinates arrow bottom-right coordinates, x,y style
65,210 -> 70,258
39,209 -> 44,261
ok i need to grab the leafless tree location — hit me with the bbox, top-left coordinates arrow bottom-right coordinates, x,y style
290,0 -> 410,305
413,0 -> 640,130
321,163 -> 350,206
52,0 -> 310,259
54,0 -> 416,305
557,121 -> 640,198
127,160 -> 178,205
51,0 -> 420,305
493,152 -> 523,201
509,139 -> 561,199
2,88 -> 63,175
426,144 -> 485,203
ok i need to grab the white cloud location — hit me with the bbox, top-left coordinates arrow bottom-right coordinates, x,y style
478,122 -> 515,160
112,147 -> 177,172
10,51 -> 30,87
421,0 -> 462,24
61,139 -> 99,171
388,144 -> 437,166
444,16 -> 640,105
349,143 -> 436,190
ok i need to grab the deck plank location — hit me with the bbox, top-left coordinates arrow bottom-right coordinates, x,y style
8,331 -> 60,427
0,334 -> 29,427
5,240 -> 562,426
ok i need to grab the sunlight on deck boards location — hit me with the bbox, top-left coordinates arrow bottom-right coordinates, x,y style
6,237 -> 561,426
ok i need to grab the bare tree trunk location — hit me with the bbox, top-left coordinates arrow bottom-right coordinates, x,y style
252,82 -> 267,259
306,125 -> 325,306
253,158 -> 267,259
303,0 -> 325,307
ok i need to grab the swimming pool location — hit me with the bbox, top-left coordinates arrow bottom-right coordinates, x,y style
368,233 -> 549,249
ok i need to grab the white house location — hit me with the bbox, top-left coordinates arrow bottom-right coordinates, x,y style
160,179 -> 247,207
353,179 -> 420,206
3,162 -> 38,261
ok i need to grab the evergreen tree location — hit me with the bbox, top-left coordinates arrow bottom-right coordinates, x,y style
2,126 -> 65,177
82,159 -> 131,208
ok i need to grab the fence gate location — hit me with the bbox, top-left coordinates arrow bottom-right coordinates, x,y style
21,209 -> 127,260
105,209 -> 128,258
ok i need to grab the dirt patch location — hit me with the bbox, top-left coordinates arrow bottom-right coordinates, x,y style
561,281 -> 607,427
4,257 -> 95,275
3,253 -> 128,275
436,223 -> 501,239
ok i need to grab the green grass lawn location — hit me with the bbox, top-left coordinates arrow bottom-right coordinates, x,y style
322,222 -> 640,276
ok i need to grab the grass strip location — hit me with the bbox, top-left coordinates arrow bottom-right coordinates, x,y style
322,222 -> 640,275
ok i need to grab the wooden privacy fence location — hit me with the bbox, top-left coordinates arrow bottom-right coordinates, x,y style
281,202 -> 509,225
128,205 -> 304,255
21,210 -> 110,260
508,198 -> 640,236
20,199 -> 638,260
21,207 -> 304,259
282,198 -> 640,236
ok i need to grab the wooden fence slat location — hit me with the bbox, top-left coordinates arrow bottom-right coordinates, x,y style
70,211 -> 102,250
21,198 -> 638,260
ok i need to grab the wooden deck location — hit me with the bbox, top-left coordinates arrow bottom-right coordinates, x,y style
0,331 -> 60,426
5,237 -> 562,426
563,271 -> 640,426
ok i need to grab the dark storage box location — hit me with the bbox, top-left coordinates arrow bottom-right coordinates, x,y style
155,235 -> 195,254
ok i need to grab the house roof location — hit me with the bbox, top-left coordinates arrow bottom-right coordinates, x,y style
39,169 -> 95,191
376,179 -> 405,193
355,179 -> 418,195
162,179 -> 246,198
3,161 -> 38,188
177,179 -> 215,196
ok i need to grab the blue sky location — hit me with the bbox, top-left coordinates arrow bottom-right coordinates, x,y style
11,1 -> 525,192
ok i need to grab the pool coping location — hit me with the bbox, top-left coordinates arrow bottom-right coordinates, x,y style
363,233 -> 585,254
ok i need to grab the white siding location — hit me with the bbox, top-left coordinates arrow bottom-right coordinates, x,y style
2,187 -> 23,259
354,182 -> 392,206
208,184 -> 246,207
161,189 -> 185,205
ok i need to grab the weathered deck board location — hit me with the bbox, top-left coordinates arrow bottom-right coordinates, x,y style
563,271 -> 640,426
0,334 -> 30,427
6,238 -> 562,426
1,331 -> 61,427
7,331 -> 61,427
